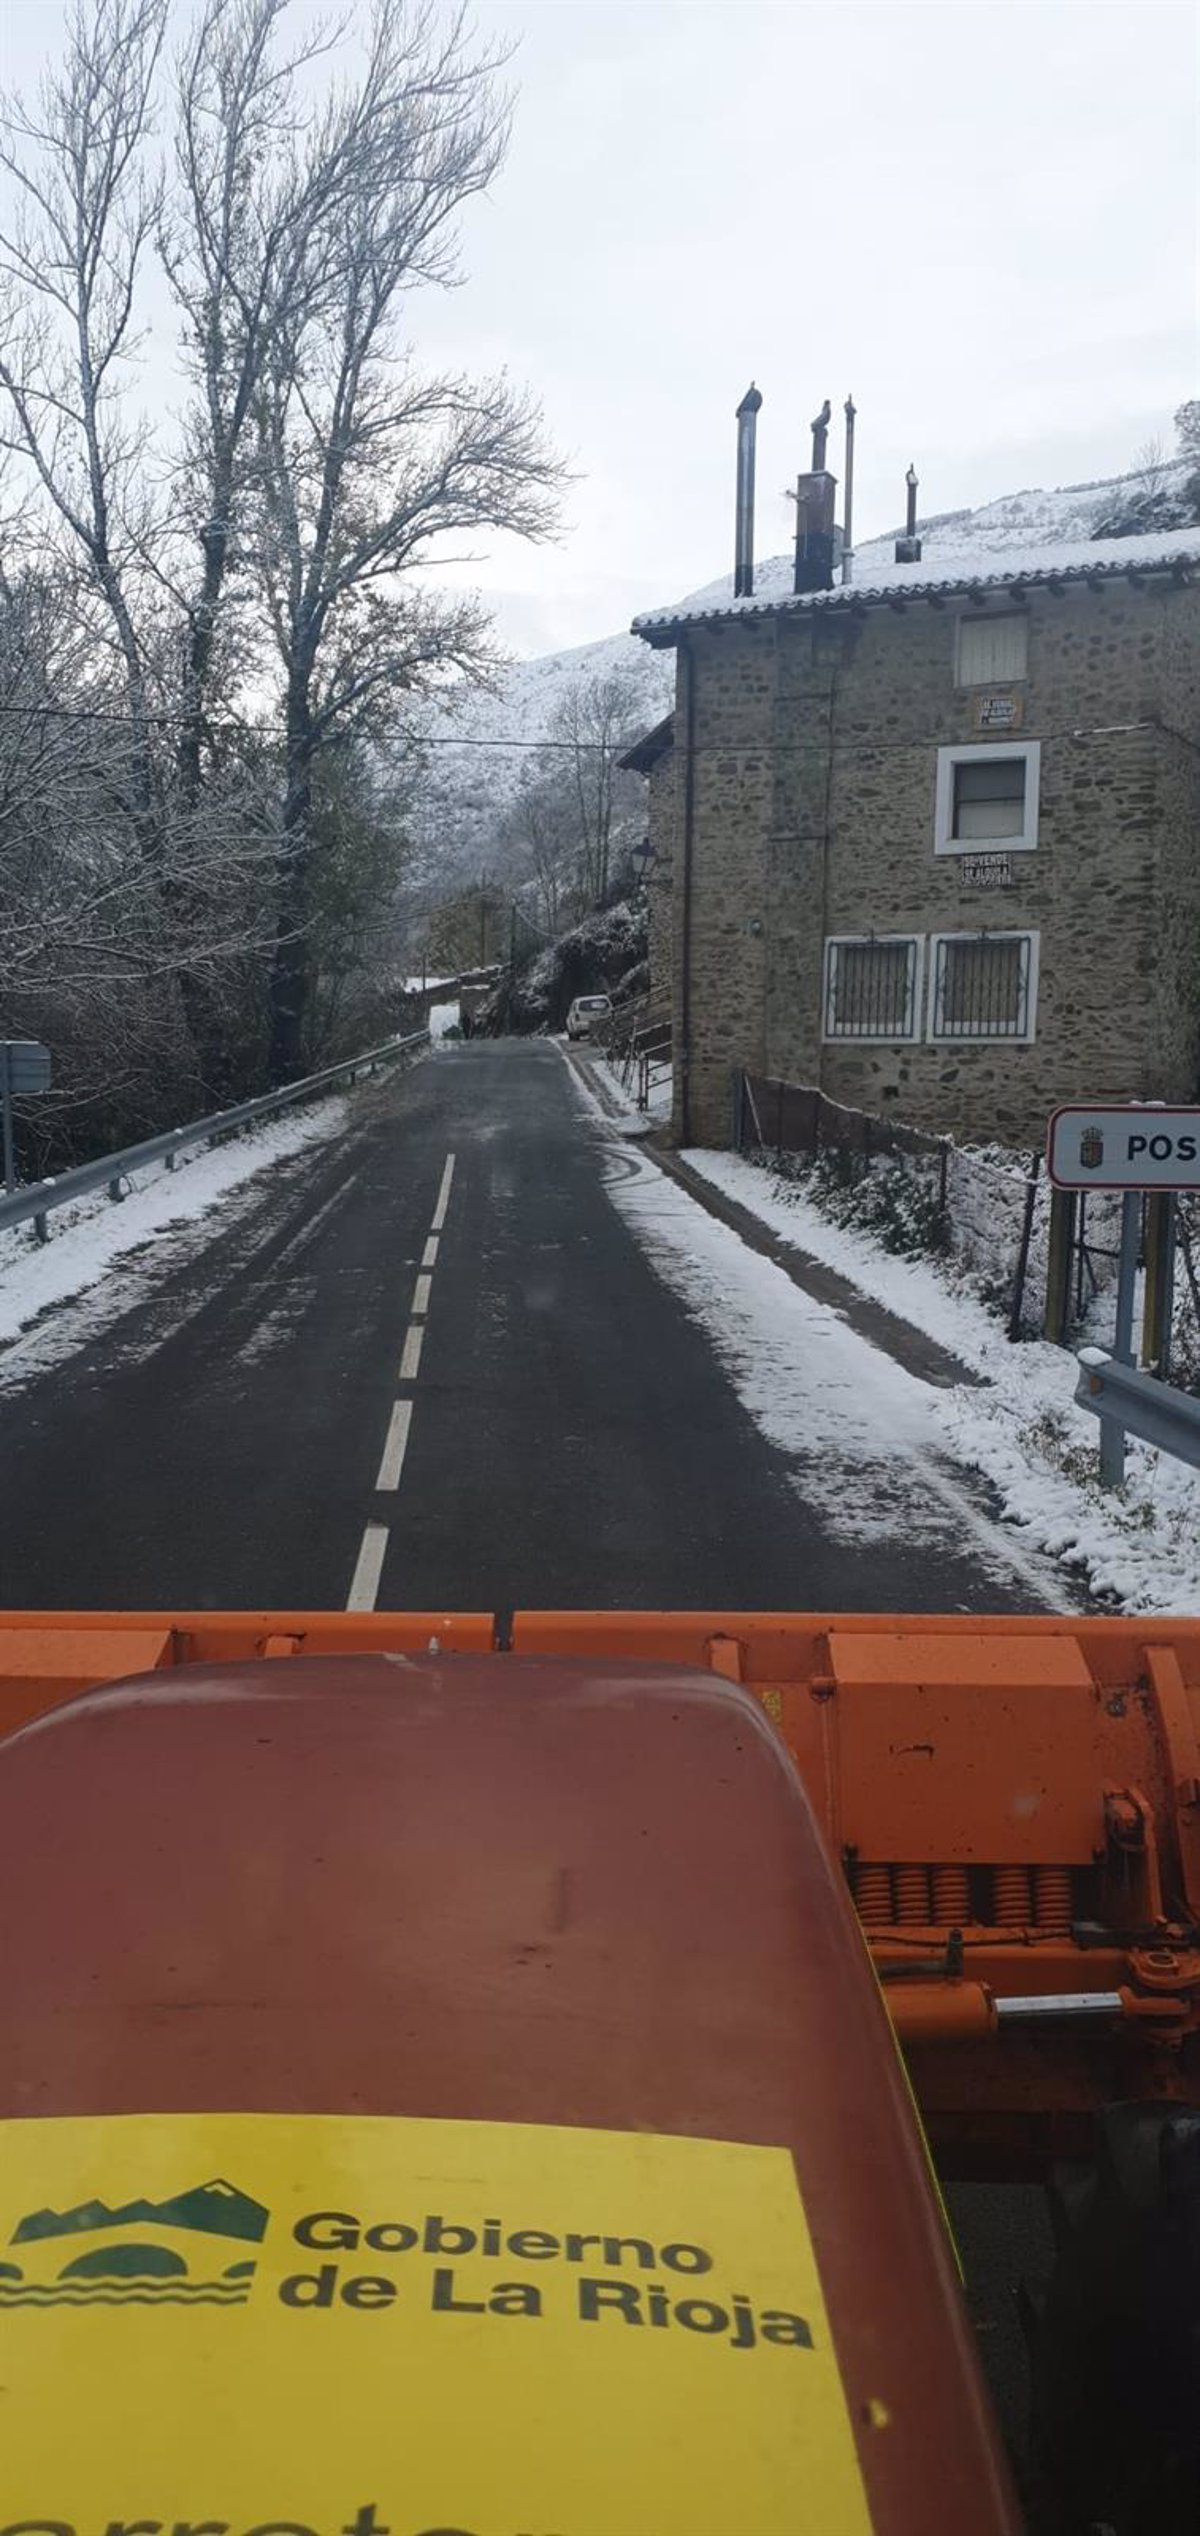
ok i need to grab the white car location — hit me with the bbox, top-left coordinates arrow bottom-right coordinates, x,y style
566,994 -> 613,1041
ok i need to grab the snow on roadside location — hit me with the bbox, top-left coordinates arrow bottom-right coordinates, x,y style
429,1001 -> 460,1042
560,1061 -> 1062,1604
686,1149 -> 1200,1616
588,1046 -> 673,1125
644,1062 -> 673,1123
0,1094 -> 350,1359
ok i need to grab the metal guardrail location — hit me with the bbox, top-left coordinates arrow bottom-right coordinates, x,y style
1075,1347 -> 1200,1473
0,1027 -> 429,1243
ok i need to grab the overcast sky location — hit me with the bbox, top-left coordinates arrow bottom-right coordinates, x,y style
1,0 -> 1196,659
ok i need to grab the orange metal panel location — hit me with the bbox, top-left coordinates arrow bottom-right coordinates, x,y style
1145,1641 -> 1200,1917
828,1629 -> 1107,1865
0,1611 -> 496,1734
828,1629 -> 1095,1692
0,1625 -> 174,1737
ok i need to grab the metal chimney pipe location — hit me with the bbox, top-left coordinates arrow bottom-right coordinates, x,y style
734,384 -> 763,598
906,463 -> 919,540
841,395 -> 857,584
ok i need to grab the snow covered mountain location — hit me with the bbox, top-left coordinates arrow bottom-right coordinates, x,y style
667,457 -> 1196,620
409,625 -> 673,897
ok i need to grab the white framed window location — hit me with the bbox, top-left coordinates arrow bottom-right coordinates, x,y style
823,934 -> 923,1042
955,612 -> 1029,688
934,740 -> 1040,854
928,931 -> 1040,1043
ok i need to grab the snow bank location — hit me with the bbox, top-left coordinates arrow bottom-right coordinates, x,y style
0,1095 -> 350,1362
588,1128 -> 1058,1602
686,1150 -> 1200,1616
589,1046 -> 672,1124
428,1002 -> 461,1042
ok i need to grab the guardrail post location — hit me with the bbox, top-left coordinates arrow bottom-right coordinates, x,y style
1142,1192 -> 1176,1377
1008,1154 -> 1040,1343
1099,1193 -> 1141,1487
32,1210 -> 47,1243
1044,1187 -> 1076,1343
108,1175 -> 124,1204
1076,1348 -> 1200,1473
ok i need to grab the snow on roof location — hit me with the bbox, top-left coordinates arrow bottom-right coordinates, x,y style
633,525 -> 1200,642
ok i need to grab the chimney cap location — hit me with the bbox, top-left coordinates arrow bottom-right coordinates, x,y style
737,382 -> 763,416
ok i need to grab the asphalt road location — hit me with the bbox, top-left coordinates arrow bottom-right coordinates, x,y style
0,1036 -> 1056,2503
0,1038 -> 1060,1617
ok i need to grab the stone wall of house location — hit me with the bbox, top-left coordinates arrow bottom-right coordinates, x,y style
644,746 -> 677,1001
669,631 -> 774,1143
664,575 -> 1200,1149
1149,584 -> 1200,1100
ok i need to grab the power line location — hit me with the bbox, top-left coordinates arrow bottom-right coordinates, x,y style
0,696 -> 1172,761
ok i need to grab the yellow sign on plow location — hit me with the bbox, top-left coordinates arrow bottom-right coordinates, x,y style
0,2108 -> 872,2536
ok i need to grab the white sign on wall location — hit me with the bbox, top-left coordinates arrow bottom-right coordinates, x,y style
959,853 -> 1013,888
1048,1104 -> 1200,1191
975,693 -> 1024,732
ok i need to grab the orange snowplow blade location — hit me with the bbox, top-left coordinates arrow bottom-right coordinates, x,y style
0,1630 -> 1021,2532
3,1607 -> 1200,2173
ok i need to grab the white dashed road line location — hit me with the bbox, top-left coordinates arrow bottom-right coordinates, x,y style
347,1522 -> 389,1613
345,1151 -> 455,1614
431,1154 -> 455,1233
375,1399 -> 413,1493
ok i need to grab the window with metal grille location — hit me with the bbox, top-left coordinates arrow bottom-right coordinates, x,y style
955,613 -> 1028,687
929,932 -> 1039,1041
823,936 -> 921,1041
934,741 -> 1040,854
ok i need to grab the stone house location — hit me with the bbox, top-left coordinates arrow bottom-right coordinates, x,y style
631,521 -> 1200,1151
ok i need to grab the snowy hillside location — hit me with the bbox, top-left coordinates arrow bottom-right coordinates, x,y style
409,627 -> 673,895
410,457 -> 1193,898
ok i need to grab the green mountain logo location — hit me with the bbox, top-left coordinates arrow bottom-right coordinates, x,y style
12,2177 -> 267,2248
0,2178 -> 269,2309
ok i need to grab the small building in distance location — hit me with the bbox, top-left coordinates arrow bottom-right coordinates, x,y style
618,711 -> 675,999
630,398 -> 1200,1152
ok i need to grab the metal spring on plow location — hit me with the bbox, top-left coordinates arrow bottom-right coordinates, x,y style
1034,1865 -> 1073,1934
992,1865 -> 1033,1925
932,1864 -> 971,1924
894,1864 -> 933,1923
853,1862 -> 894,1925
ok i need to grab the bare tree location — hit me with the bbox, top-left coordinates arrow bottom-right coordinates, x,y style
548,670 -> 648,909
164,0 -> 417,800
0,0 -> 167,826
0,0 -> 566,1133
498,766 -> 579,935
248,0 -> 562,1075
1177,402 -> 1200,466
1134,436 -> 1168,502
